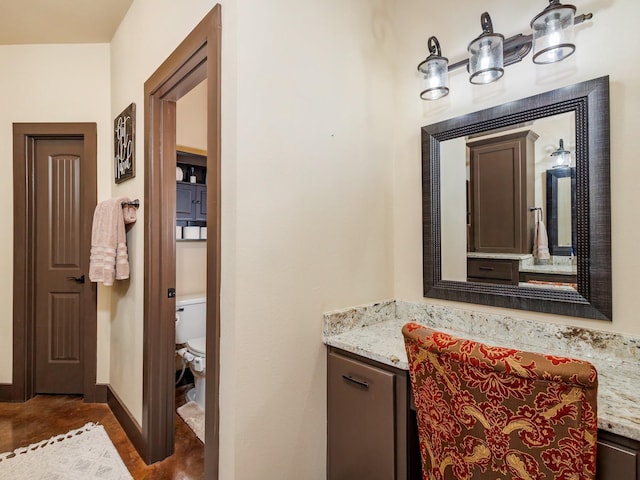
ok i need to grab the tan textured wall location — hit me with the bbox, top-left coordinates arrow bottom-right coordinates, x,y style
0,43 -> 112,384
391,0 -> 640,334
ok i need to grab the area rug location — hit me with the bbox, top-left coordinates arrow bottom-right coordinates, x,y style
0,422 -> 132,480
177,401 -> 205,443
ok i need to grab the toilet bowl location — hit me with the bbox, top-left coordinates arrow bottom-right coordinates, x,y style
175,295 -> 206,410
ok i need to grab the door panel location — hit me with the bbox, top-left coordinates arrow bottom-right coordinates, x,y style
176,183 -> 196,219
196,186 -> 207,219
34,138 -> 87,394
328,351 -> 396,480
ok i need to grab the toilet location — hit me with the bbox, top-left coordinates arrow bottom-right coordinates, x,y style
175,295 -> 206,410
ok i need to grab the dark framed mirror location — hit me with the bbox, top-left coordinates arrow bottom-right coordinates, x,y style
422,76 -> 611,320
546,166 -> 576,257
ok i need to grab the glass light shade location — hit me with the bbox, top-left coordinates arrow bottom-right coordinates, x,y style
468,34 -> 504,84
551,138 -> 571,167
468,13 -> 504,85
417,36 -> 449,100
531,1 -> 577,64
418,56 -> 449,100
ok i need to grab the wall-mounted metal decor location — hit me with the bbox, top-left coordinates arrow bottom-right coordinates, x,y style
114,103 -> 136,184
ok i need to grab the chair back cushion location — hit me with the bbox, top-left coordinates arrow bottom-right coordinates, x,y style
402,322 -> 598,480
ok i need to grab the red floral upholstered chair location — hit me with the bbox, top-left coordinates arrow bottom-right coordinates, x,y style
402,322 -> 598,480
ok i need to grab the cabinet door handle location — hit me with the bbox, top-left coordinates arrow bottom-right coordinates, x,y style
479,266 -> 494,271
342,375 -> 369,389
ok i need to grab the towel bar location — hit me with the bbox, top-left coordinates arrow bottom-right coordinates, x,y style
122,199 -> 140,208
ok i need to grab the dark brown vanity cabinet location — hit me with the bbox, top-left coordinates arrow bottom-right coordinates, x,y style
327,348 -> 640,480
597,430 -> 640,480
327,348 -> 409,480
468,130 -> 538,254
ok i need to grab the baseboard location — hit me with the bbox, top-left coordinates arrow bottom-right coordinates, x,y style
107,385 -> 145,458
93,383 -> 108,403
0,383 -> 12,402
0,383 -> 108,403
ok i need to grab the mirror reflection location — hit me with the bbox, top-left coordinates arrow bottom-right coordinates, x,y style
556,178 -> 572,246
441,112 -> 577,290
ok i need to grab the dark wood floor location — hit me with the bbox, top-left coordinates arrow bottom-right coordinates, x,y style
0,385 -> 204,479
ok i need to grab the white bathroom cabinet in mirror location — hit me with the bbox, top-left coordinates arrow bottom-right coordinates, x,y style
422,76 -> 611,320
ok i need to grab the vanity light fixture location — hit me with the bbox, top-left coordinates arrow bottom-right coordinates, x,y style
531,0 -> 577,64
551,138 -> 571,167
468,13 -> 504,85
417,36 -> 449,100
417,1 -> 593,99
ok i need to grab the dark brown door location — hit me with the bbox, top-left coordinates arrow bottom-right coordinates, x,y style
468,130 -> 536,254
33,137 -> 92,394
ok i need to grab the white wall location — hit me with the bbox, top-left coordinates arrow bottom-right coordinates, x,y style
392,0 -> 640,334
440,137 -> 467,281
177,80 -> 207,152
0,43 -> 112,384
176,242 -> 207,296
233,1 -> 395,477
108,0 -> 218,425
176,80 -> 207,296
110,1 -> 395,478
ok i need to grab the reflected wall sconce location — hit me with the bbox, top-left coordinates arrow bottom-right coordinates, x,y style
417,0 -> 593,100
551,138 -> 572,167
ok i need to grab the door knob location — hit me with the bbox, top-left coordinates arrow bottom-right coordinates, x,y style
67,274 -> 85,284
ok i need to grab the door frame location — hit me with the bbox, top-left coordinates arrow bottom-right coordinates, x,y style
142,5 -> 221,477
12,122 -> 98,402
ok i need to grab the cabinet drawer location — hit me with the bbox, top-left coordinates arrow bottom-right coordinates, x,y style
328,351 -> 396,480
467,258 -> 519,283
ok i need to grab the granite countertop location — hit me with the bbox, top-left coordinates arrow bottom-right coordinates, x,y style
467,252 -> 533,261
323,300 -> 640,442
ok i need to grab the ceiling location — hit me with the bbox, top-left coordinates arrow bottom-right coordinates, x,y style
0,0 -> 134,45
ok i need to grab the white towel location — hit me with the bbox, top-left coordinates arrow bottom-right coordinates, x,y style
533,209 -> 551,260
89,197 -> 137,285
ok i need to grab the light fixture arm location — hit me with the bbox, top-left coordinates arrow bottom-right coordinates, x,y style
480,12 -> 494,34
428,36 -> 442,57
448,12 -> 592,72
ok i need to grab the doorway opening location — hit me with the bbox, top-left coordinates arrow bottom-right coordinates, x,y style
142,6 -> 221,479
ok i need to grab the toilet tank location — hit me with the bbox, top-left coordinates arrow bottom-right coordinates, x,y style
175,295 -> 206,344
